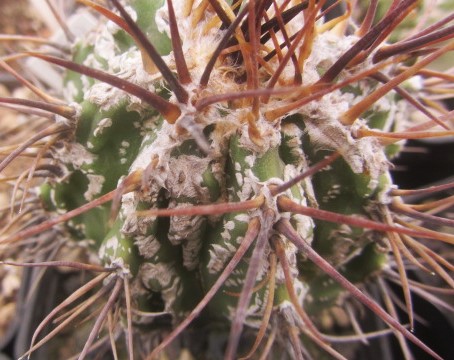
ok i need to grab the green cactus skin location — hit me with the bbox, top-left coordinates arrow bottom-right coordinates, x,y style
46,0 -> 395,350
1,0 -> 453,359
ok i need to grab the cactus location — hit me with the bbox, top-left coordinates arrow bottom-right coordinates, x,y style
1,0 -> 453,359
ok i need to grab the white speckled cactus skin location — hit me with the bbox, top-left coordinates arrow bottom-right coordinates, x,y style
1,0 -> 453,359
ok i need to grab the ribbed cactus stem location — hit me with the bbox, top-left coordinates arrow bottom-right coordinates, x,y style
1,0 -> 453,359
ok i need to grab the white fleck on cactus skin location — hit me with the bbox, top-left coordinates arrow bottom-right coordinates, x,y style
0,0 -> 453,359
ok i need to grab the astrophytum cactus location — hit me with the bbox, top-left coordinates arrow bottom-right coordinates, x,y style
1,0 -> 453,359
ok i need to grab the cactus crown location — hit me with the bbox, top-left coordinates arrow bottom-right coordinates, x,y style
1,0 -> 453,359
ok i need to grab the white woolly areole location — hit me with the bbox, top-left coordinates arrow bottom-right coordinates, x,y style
304,118 -> 389,179
55,142 -> 95,169
140,262 -> 181,313
84,174 -> 105,201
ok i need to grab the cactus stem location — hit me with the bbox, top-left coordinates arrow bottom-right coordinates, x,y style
275,218 -> 443,360
147,216 -> 261,360
2,1 -> 452,358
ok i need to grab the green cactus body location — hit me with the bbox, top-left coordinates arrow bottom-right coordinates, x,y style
2,0 -> 453,359
48,0 -> 395,341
